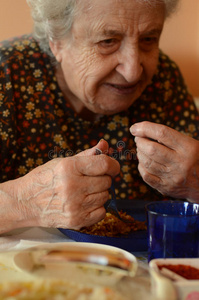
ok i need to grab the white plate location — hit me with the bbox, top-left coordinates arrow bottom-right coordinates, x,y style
14,242 -> 138,284
0,243 -> 154,300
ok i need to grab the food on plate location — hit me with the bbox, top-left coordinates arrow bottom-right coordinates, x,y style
79,211 -> 147,237
158,264 -> 199,280
0,279 -> 129,300
41,249 -> 134,271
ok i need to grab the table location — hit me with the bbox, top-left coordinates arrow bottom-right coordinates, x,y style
0,227 -> 148,262
0,227 -> 153,300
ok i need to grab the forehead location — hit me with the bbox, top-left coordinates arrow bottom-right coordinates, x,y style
74,0 -> 166,36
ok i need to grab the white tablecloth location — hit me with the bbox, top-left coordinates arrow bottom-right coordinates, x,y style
0,227 -> 74,251
0,227 -> 148,263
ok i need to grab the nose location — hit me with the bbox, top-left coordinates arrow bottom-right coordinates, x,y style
115,44 -> 143,83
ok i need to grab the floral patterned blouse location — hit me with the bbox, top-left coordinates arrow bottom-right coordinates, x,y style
0,35 -> 198,201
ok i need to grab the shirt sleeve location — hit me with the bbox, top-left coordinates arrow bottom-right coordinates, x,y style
0,40 -> 18,182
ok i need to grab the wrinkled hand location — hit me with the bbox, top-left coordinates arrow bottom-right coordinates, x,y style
14,139 -> 120,230
130,121 -> 199,202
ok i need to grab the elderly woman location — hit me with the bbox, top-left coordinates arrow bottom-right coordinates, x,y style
0,0 -> 198,234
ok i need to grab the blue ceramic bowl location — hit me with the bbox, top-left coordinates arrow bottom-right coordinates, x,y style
59,200 -> 149,253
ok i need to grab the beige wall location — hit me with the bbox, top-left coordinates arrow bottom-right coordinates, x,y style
0,0 -> 32,40
0,0 -> 199,98
160,0 -> 199,98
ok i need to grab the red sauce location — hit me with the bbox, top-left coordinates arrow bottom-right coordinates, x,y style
158,264 -> 199,280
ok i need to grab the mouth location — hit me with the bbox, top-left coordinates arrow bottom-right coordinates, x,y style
104,82 -> 140,95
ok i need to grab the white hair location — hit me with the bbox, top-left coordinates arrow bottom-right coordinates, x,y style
26,0 -> 180,57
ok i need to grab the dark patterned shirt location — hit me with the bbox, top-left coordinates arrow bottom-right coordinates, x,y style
0,35 -> 198,201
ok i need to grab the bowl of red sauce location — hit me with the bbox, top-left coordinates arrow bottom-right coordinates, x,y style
150,258 -> 199,300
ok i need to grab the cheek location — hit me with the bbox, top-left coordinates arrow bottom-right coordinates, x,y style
145,50 -> 159,78
64,51 -> 101,89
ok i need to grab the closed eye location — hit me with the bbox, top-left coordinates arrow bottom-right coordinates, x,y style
99,38 -> 117,47
139,36 -> 160,51
97,38 -> 120,54
142,36 -> 159,43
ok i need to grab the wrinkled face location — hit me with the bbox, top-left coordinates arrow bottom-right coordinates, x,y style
50,0 -> 165,115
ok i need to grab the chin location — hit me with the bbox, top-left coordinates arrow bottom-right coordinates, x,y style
86,96 -> 137,115
102,102 -> 136,115
97,106 -> 129,116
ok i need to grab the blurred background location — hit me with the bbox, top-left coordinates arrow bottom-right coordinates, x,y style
0,0 -> 198,106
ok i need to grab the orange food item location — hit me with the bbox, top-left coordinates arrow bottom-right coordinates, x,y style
80,211 -> 147,237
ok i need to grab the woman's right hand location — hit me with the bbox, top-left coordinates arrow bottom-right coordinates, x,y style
0,140 -> 120,233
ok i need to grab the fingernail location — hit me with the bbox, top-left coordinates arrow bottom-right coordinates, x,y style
130,124 -> 137,135
95,148 -> 102,155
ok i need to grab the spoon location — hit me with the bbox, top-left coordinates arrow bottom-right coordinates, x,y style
107,180 -> 135,223
95,148 -> 133,223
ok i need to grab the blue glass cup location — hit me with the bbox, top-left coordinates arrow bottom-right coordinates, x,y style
146,201 -> 199,261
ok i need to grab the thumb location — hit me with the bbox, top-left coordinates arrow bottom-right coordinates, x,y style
77,139 -> 109,157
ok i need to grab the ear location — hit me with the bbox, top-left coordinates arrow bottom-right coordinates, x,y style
49,40 -> 62,63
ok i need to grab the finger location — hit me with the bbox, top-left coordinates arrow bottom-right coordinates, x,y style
130,121 -> 188,151
135,136 -> 175,165
82,190 -> 109,211
63,192 -> 108,229
77,139 -> 109,157
40,205 -> 106,230
80,175 -> 112,195
83,206 -> 106,228
138,163 -> 164,192
137,149 -> 170,176
67,206 -> 107,230
138,162 -> 183,197
66,155 -> 120,178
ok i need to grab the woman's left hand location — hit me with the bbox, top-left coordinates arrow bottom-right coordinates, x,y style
130,121 -> 199,203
